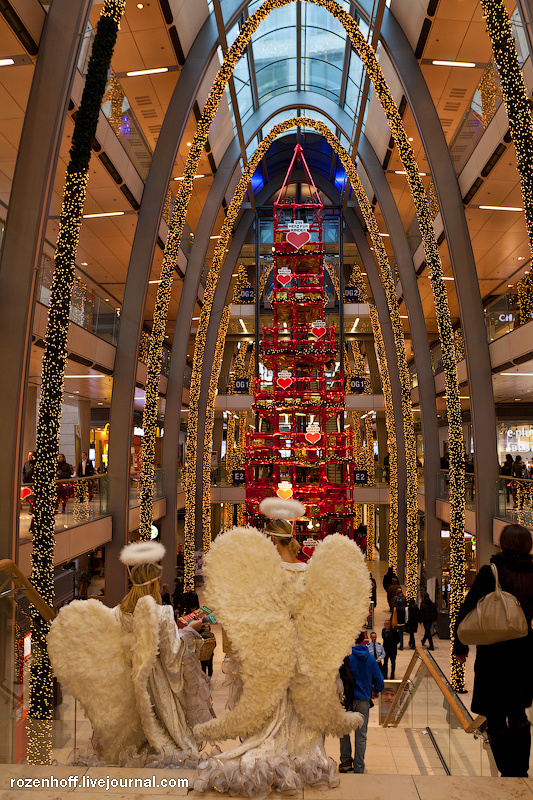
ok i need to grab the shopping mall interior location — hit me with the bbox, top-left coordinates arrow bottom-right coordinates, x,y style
2,0 -> 533,795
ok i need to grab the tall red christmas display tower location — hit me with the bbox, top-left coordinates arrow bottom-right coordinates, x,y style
245,145 -> 354,539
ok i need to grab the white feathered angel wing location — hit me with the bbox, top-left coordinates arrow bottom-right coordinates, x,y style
47,600 -> 145,763
193,527 -> 296,742
290,534 -> 371,736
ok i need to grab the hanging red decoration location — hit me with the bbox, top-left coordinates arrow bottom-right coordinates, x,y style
245,144 -> 354,539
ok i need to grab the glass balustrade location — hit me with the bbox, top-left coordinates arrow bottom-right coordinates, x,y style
437,469 -> 475,511
19,475 -> 109,541
129,469 -> 165,508
383,647 -> 495,776
37,254 -> 121,346
496,474 -> 533,527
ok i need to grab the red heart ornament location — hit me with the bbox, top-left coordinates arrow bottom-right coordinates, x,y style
277,377 -> 292,390
302,545 -> 315,559
305,432 -> 321,444
277,272 -> 292,286
286,231 -> 311,249
311,325 -> 326,338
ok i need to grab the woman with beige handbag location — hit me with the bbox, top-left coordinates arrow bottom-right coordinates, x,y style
453,524 -> 533,777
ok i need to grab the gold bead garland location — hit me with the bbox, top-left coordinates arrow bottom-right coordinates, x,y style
200,305 -> 230,551
370,305 -> 399,571
29,0 -> 126,762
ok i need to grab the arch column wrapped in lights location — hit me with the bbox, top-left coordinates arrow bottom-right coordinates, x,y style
142,0 -> 464,683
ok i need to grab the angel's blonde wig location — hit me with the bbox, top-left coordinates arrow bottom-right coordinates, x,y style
120,563 -> 162,614
265,518 -> 300,556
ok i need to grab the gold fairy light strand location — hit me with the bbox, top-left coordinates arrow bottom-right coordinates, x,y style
201,305 -> 230,551
370,305 -> 398,571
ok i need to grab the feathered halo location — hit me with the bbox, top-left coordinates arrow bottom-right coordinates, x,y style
260,497 -> 305,520
120,541 -> 166,566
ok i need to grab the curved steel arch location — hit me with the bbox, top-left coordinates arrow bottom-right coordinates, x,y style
187,167 -> 408,561
113,0 -> 495,589
105,0 -> 248,602
159,92 -> 439,573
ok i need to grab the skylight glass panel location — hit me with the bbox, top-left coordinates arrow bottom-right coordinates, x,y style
262,109 -> 297,136
251,4 -> 297,103
344,51 -> 364,115
302,5 -> 346,103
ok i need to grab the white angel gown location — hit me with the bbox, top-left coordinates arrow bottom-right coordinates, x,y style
192,529 -> 370,798
48,595 -> 212,766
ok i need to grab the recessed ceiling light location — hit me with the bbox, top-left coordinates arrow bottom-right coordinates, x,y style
81,262 -> 88,266
0,59 -> 15,67
508,284 -> 513,287
64,373 -> 105,378
83,211 -> 125,218
232,273 -> 238,276
174,174 -> 205,180
137,2 -> 144,6
210,235 -> 221,239
408,137 -> 414,142
126,67 -> 169,77
518,256 -> 525,260
186,142 -> 192,146
395,170 -> 427,177
104,298 -> 110,302
501,372 -> 533,376
400,315 -> 408,319
478,205 -> 523,212
379,233 -> 390,237
98,402 -> 103,405
192,317 -> 200,320
432,60 -> 476,67
442,276 -> 454,281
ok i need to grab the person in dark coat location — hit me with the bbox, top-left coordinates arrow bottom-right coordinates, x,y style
391,588 -> 407,650
369,573 -> 377,609
419,592 -> 438,650
383,566 -> 398,592
77,451 -> 95,477
386,579 -> 401,611
22,451 -> 36,484
453,524 -> 533,778
381,618 -> 400,679
172,577 -> 183,613
405,597 -> 420,649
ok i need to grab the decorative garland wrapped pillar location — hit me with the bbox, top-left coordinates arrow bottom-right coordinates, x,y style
28,0 -> 125,763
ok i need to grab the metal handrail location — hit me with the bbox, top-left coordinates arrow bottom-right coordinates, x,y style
0,559 -> 55,622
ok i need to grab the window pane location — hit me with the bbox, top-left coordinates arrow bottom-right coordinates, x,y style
256,58 -> 297,103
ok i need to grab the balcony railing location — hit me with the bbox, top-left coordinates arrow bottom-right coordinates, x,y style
19,474 -> 109,541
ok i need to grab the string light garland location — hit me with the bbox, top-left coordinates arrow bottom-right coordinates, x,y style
370,305 -> 399,571
517,272 -> 533,325
29,0 -> 125,763
232,263 -> 254,303
364,413 -> 375,562
201,305 -> 230,551
479,59 -> 503,128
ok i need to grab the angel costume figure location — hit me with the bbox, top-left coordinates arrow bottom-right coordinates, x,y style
192,497 -> 370,798
47,541 -> 212,766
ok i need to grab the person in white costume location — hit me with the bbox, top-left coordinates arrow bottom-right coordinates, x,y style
47,541 -> 212,766
192,497 -> 370,798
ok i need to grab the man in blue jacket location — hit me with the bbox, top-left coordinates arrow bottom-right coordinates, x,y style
339,631 -> 385,774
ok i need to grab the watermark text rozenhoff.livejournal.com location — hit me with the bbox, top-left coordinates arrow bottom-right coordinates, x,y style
10,776 -> 189,789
